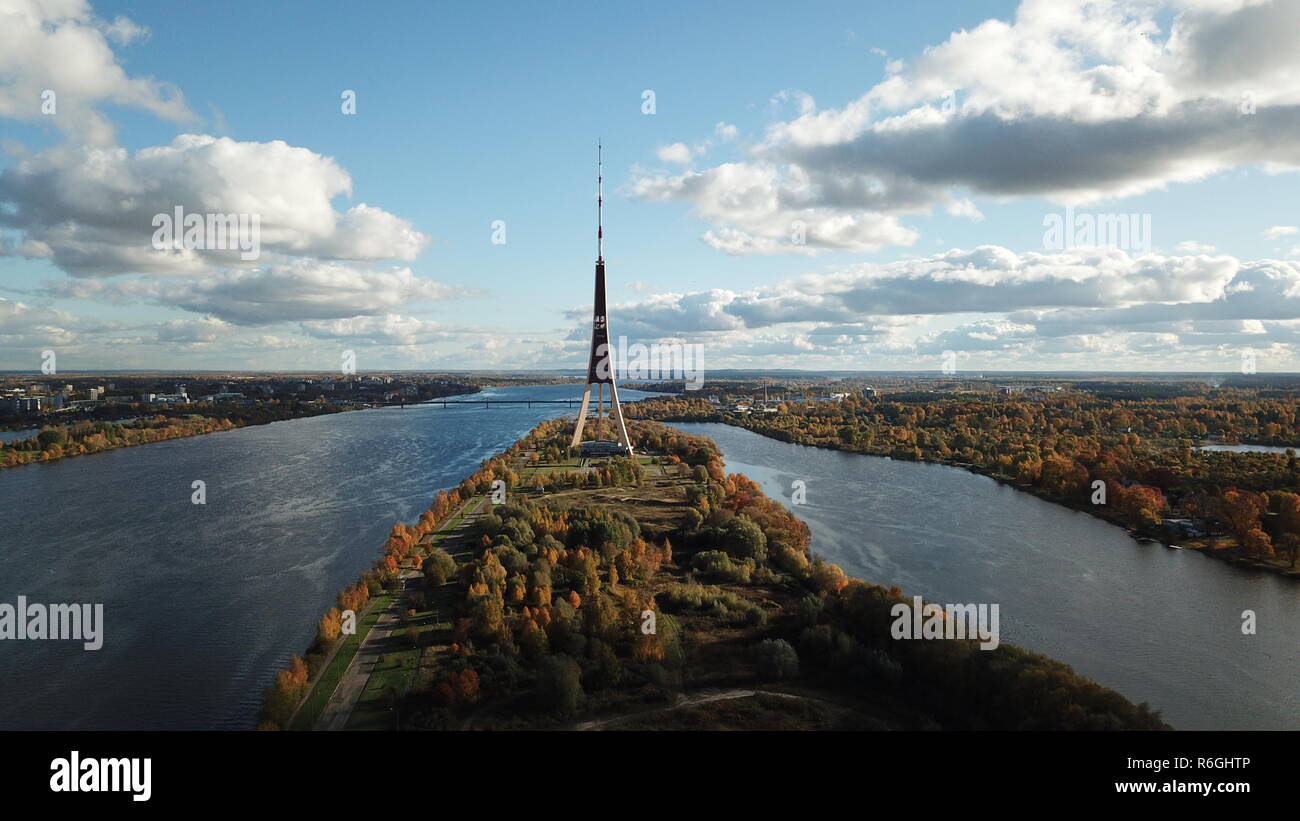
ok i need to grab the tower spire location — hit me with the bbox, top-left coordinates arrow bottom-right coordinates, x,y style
597,141 -> 603,262
571,140 -> 633,457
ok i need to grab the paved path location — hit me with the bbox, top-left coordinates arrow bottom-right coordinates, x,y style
312,496 -> 489,731
314,571 -> 418,730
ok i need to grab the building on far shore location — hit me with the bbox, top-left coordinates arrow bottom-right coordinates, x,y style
1161,518 -> 1206,539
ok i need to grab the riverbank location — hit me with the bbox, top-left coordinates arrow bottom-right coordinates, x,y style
0,404 -> 352,471
976,468 -> 1300,578
628,405 -> 1300,580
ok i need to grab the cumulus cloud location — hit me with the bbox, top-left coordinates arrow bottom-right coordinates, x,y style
632,0 -> 1300,255
580,246 -> 1244,339
629,162 -> 920,254
0,296 -> 83,344
0,295 -> 133,355
0,0 -> 193,143
736,246 -> 1236,323
155,316 -> 233,344
1009,259 -> 1300,334
41,261 -> 462,325
0,1 -> 460,361
916,319 -> 1039,354
299,313 -> 453,346
656,142 -> 695,164
562,248 -> 1300,369
0,136 -> 429,276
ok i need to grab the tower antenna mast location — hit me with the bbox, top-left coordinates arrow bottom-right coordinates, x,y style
597,141 -> 603,262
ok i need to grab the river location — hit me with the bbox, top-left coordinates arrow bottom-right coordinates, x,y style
0,428 -> 38,445
0,384 -> 653,730
1198,443 -> 1295,455
671,422 -> 1299,731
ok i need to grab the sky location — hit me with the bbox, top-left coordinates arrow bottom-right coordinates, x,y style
2,0 -> 1300,373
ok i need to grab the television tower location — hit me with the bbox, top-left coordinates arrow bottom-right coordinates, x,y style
570,142 -> 634,455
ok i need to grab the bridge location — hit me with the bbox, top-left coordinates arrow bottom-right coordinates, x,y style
422,398 -> 586,408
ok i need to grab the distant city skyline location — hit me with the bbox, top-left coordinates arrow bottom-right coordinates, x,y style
3,0 -> 1300,372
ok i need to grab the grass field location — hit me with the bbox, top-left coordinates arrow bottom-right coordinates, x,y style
518,453 -> 660,481
345,601 -> 452,730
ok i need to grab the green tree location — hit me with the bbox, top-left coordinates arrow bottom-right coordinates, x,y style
722,515 -> 767,563
537,655 -> 584,716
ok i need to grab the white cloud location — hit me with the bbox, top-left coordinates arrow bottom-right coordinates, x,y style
573,247 -> 1243,339
629,162 -> 920,254
656,142 -> 695,165
1264,225 -> 1299,239
0,0 -> 193,144
41,261 -> 463,325
299,313 -> 451,346
0,136 -> 429,276
633,0 -> 1300,255
547,247 -> 1300,369
155,316 -> 233,344
0,0 -> 458,362
946,198 -> 984,222
770,89 -> 816,117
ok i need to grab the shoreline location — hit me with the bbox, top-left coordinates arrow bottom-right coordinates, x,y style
0,387 -> 487,473
648,412 -> 1300,581
0,406 -> 352,472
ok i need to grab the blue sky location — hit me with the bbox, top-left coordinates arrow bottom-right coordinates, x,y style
2,0 -> 1300,372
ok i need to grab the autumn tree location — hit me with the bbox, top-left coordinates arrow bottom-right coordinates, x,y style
1217,489 -> 1265,543
317,607 -> 342,645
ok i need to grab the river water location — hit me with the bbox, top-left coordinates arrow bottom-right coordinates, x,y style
0,384 -> 652,730
1198,444 -> 1295,455
1,391 -> 1293,730
671,422 -> 1299,731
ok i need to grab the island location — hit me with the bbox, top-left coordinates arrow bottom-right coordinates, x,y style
258,416 -> 1168,731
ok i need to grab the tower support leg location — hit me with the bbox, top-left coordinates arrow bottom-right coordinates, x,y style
569,383 -> 593,450
607,380 -> 634,456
